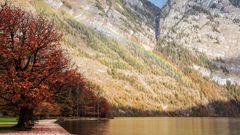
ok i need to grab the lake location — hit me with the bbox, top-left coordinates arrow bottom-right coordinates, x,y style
59,117 -> 240,135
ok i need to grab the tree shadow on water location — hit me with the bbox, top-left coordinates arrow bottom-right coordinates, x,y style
112,100 -> 240,117
59,120 -> 109,135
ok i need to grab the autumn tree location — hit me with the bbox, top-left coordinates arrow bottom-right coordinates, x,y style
0,4 -> 67,129
98,97 -> 110,117
34,102 -> 60,119
50,70 -> 111,118
49,69 -> 86,117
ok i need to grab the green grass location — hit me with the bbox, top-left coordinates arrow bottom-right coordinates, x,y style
0,117 -> 17,122
0,117 -> 17,131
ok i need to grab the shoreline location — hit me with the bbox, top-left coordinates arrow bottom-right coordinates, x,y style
60,117 -> 111,121
57,116 -> 240,122
1,119 -> 70,135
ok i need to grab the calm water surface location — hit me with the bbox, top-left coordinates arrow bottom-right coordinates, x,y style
60,117 -> 240,135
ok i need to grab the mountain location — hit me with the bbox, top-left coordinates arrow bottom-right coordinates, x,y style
160,0 -> 240,85
4,0 -> 240,116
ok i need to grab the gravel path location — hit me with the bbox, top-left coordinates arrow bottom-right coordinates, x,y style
2,119 -> 70,135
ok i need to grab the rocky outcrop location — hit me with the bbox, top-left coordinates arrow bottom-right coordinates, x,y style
44,0 -> 63,8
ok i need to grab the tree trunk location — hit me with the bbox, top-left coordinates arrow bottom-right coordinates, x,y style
16,107 -> 34,129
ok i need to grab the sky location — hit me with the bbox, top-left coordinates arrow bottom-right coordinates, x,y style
149,0 -> 168,8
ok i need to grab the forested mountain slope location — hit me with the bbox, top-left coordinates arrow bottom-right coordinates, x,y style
3,0 -> 240,116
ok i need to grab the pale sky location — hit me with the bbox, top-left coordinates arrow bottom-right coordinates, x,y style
149,0 -> 168,8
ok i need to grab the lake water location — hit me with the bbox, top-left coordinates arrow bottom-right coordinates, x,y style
59,117 -> 240,135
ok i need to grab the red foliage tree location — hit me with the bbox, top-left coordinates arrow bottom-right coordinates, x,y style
99,97 -> 110,117
49,69 -> 86,116
0,4 -> 67,128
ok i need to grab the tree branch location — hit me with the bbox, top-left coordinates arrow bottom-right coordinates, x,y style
0,95 -> 18,107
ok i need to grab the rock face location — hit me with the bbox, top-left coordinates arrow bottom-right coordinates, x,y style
155,14 -> 161,39
44,0 -> 63,8
160,0 -> 240,85
124,0 -> 161,40
56,0 -> 161,51
230,0 -> 240,7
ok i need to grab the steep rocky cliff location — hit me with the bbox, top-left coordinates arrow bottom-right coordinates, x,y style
160,0 -> 240,85
3,0 -> 240,116
58,0 -> 160,51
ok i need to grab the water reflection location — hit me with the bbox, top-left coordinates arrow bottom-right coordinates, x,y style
60,120 -> 109,135
60,117 -> 240,135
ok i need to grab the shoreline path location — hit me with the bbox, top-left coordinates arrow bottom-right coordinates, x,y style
2,119 -> 70,135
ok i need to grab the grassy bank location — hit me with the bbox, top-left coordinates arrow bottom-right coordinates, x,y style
0,117 -> 17,123
0,117 -> 17,132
